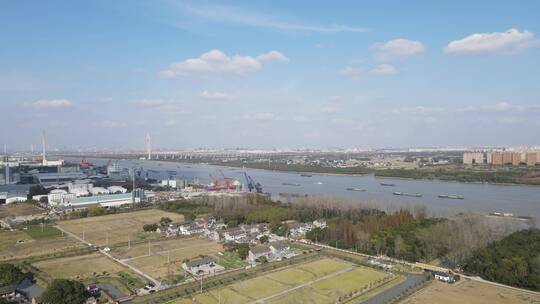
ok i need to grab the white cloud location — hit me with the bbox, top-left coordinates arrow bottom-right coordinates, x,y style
338,67 -> 363,78
375,39 -> 425,61
185,5 -> 368,33
293,115 -> 308,122
31,99 -> 72,109
339,64 -> 397,78
256,51 -> 289,62
370,64 -> 397,75
445,28 -> 539,55
134,99 -> 167,108
393,106 -> 446,115
459,101 -> 540,113
166,120 -> 178,126
331,118 -> 355,125
160,49 -> 287,78
95,121 -> 127,128
243,112 -> 275,121
321,106 -> 339,114
200,90 -> 234,100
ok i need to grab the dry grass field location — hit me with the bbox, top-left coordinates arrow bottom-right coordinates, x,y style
33,252 -> 127,280
57,209 -> 184,246
175,257 -> 389,304
117,237 -> 223,280
0,203 -> 45,218
401,280 -> 540,304
0,230 -> 84,261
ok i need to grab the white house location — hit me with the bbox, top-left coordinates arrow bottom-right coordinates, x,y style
289,223 -> 313,238
223,228 -> 247,242
269,242 -> 293,260
179,222 -> 205,235
182,257 -> 224,276
313,219 -> 327,229
434,271 -> 455,283
247,245 -> 272,264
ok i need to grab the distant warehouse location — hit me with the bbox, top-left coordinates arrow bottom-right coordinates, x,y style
63,191 -> 152,209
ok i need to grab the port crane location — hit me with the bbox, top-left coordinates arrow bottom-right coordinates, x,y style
243,171 -> 263,193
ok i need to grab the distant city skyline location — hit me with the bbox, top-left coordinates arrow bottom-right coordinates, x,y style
2,1 -> 540,149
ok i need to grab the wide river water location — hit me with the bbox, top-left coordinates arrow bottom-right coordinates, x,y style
84,158 -> 540,221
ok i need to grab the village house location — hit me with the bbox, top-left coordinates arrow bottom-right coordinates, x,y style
205,228 -> 221,242
289,222 -> 313,238
269,241 -> 294,260
222,228 -> 247,242
240,223 -> 261,234
182,256 -> 224,276
434,271 -> 455,283
247,245 -> 272,264
179,222 -> 205,235
313,219 -> 327,229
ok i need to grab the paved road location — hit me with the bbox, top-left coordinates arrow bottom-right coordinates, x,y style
54,225 -> 161,287
360,273 -> 429,304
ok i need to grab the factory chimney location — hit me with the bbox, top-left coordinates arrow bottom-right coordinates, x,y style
146,132 -> 152,160
42,131 -> 47,165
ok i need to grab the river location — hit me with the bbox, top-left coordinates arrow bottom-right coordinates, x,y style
82,158 -> 540,221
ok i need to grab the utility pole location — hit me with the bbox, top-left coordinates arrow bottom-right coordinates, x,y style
148,240 -> 151,256
128,235 -> 131,249
82,230 -> 85,242
106,232 -> 109,246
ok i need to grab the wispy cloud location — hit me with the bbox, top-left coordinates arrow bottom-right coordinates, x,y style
339,64 -> 397,78
243,112 -> 276,121
200,90 -> 234,101
94,120 -> 127,128
184,5 -> 368,33
30,99 -> 73,109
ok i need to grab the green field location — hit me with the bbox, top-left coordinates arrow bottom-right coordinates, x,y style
24,225 -> 63,240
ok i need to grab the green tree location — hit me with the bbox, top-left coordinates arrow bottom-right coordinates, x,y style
143,224 -> 158,232
87,205 -> 106,216
237,244 -> 250,260
306,227 -> 326,242
0,264 -> 25,285
160,217 -> 172,226
42,279 -> 89,304
258,235 -> 269,243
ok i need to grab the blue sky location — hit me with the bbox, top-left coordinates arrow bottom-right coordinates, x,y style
1,0 -> 540,150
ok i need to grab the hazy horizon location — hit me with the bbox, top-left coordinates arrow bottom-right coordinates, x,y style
2,1 -> 540,150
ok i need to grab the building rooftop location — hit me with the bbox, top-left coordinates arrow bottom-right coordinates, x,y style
66,193 -> 132,206
184,256 -> 215,268
270,241 -> 289,251
250,245 -> 271,255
